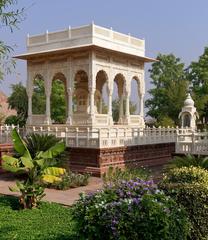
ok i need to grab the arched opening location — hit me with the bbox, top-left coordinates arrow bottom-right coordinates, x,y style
51,73 -> 67,124
95,70 -> 108,114
73,70 -> 88,113
130,76 -> 140,115
112,73 -> 125,124
183,113 -> 191,127
32,74 -> 46,114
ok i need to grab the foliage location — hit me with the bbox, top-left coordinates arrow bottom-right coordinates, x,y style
187,47 -> 208,122
0,0 -> 25,81
0,195 -> 74,240
160,167 -> 208,240
161,166 -> 208,185
46,171 -> 90,190
102,166 -> 150,185
155,115 -> 175,127
145,53 -> 188,125
166,154 -> 208,171
7,82 -> 28,126
4,114 -> 18,125
7,79 -> 67,125
23,132 -> 69,170
51,79 -> 66,123
23,133 -> 62,159
72,179 -> 190,240
32,76 -> 46,114
2,128 -> 66,209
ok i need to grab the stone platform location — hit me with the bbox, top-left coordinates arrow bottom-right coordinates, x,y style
68,142 -> 175,176
0,143 -> 175,177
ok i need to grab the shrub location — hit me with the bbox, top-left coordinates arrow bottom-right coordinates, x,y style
162,166 -> 208,184
47,171 -> 91,190
24,133 -> 69,169
72,179 -> 190,240
160,167 -> 208,240
102,166 -> 150,185
166,154 -> 208,171
2,129 -> 66,209
5,115 -> 26,127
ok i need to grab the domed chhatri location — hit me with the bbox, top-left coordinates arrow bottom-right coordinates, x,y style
179,93 -> 199,129
184,93 -> 194,107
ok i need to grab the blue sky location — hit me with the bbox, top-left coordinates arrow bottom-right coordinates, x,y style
1,0 -> 208,96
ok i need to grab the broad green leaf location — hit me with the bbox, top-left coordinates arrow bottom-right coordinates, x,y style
11,128 -> 32,161
39,142 -> 65,159
42,174 -> 62,183
21,157 -> 34,169
35,159 -> 45,167
2,155 -> 19,166
43,167 -> 66,176
9,185 -> 20,192
2,162 -> 26,173
16,181 -> 24,190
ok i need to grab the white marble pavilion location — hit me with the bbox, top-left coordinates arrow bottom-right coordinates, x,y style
15,23 -> 155,129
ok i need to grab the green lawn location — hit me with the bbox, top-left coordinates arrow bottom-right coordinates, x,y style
0,196 -> 75,240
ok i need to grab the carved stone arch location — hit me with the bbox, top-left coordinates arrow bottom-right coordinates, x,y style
94,69 -> 109,114
73,65 -> 89,81
131,74 -> 144,96
95,69 -> 109,92
113,72 -> 126,96
73,69 -> 89,114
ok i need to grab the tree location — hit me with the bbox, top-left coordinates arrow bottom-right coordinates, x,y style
0,0 -> 24,81
187,47 -> 208,122
145,53 -> 188,126
7,82 -> 27,126
32,77 -> 46,114
51,80 -> 66,123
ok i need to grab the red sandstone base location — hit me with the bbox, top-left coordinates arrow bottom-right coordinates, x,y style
0,143 -> 175,177
68,143 -> 175,176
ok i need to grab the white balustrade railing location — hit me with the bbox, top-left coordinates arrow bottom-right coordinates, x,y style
176,131 -> 208,155
2,124 -> 208,155
0,125 -> 26,144
26,125 -> 177,148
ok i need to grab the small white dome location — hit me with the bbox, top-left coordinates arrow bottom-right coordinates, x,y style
184,93 -> 194,107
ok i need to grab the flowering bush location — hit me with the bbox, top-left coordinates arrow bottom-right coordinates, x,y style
72,179 -> 190,240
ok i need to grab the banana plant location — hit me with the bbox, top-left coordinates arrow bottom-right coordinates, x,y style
2,128 -> 66,209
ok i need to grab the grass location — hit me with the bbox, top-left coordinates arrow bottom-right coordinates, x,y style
0,195 -> 75,240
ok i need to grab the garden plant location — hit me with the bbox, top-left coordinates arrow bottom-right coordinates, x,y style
72,178 -> 190,240
160,166 -> 208,240
2,128 -> 66,209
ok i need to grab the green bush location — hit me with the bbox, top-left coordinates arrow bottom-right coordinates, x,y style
160,167 -> 208,240
23,133 -> 69,169
72,179 -> 190,240
162,166 -> 208,184
0,195 -> 74,240
166,154 -> 208,171
102,166 -> 150,185
5,115 -> 26,127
